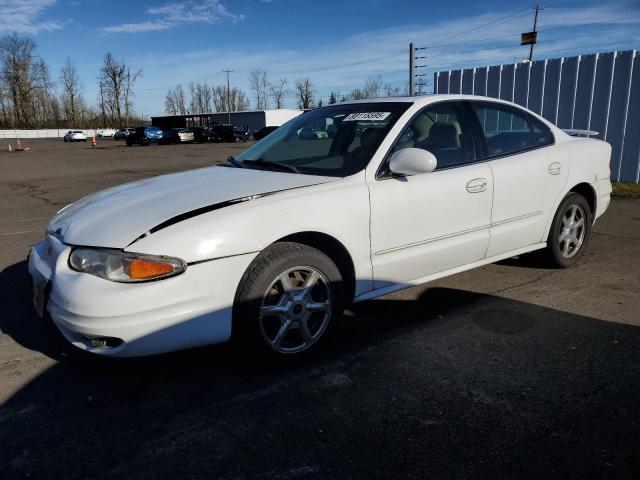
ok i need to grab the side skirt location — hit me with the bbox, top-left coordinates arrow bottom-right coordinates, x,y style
353,242 -> 547,303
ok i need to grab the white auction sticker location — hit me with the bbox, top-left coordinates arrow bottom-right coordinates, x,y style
343,112 -> 391,121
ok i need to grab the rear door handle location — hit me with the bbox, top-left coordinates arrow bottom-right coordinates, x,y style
548,162 -> 561,175
466,178 -> 487,193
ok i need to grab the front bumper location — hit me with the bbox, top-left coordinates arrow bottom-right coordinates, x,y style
28,235 -> 258,357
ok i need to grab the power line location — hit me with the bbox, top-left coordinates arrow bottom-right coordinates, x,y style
425,41 -> 639,72
430,6 -> 531,48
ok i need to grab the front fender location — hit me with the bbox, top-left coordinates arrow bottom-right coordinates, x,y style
128,172 -> 373,292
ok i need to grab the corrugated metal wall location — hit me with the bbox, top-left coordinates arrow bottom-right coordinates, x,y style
434,50 -> 640,183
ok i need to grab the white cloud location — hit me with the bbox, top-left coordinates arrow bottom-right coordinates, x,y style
0,0 -> 61,34
117,2 -> 640,110
102,0 -> 244,34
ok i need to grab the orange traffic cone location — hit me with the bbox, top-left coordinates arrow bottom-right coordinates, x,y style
15,138 -> 23,151
91,136 -> 96,149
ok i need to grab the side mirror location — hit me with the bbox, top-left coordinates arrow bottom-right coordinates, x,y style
388,148 -> 437,176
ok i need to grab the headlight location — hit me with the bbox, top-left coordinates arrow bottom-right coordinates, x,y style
69,248 -> 186,283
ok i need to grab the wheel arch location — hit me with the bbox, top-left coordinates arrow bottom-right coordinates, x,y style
275,231 -> 356,303
569,182 -> 597,218
543,181 -> 598,242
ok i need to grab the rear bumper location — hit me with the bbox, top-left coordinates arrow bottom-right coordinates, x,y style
28,235 -> 258,357
594,177 -> 612,221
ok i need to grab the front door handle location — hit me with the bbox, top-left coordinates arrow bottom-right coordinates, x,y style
466,178 -> 487,193
548,162 -> 561,175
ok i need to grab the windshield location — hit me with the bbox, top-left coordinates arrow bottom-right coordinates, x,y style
235,102 -> 411,177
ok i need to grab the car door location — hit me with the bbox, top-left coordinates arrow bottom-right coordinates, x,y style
368,101 -> 493,289
469,101 -> 569,257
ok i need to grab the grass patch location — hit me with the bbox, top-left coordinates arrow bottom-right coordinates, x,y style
612,182 -> 640,199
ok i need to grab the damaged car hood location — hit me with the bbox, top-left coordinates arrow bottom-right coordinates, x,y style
48,166 -> 336,248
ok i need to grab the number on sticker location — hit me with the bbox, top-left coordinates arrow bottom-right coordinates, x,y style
343,112 -> 391,121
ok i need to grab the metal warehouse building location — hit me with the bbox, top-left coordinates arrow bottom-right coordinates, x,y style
151,109 -> 304,133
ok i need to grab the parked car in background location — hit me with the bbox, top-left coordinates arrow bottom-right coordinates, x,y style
114,128 -> 135,140
63,130 -> 87,142
253,125 -> 279,140
210,124 -> 236,143
189,126 -> 216,143
96,128 -> 116,138
299,127 -> 329,140
160,128 -> 195,145
126,126 -> 163,146
29,95 -> 612,358
233,126 -> 250,142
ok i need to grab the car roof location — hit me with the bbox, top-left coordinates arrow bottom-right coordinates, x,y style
334,93 -> 559,130
336,93 -> 528,108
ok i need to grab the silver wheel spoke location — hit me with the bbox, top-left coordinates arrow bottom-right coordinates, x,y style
574,218 -> 584,229
302,270 -> 320,296
272,321 -> 291,348
562,239 -> 571,256
306,301 -> 330,312
278,272 -> 293,292
300,317 -> 314,344
260,304 -> 288,317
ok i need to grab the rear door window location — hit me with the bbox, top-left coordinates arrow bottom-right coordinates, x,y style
472,102 -> 537,157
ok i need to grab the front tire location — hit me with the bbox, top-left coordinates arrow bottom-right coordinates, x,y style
542,192 -> 592,268
233,242 -> 344,358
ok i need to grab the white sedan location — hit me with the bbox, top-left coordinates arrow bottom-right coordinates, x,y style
63,130 -> 87,142
29,95 -> 612,358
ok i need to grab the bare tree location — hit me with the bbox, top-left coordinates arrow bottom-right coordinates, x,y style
295,77 -> 313,109
213,85 -> 249,112
175,85 -> 187,114
60,58 -> 83,126
165,85 -> 187,115
189,82 -> 213,113
31,58 -> 57,127
248,68 -> 270,110
123,66 -> 141,127
364,75 -> 382,98
98,52 -> 141,126
164,88 -> 177,115
384,82 -> 401,97
0,34 -> 36,127
270,78 -> 289,109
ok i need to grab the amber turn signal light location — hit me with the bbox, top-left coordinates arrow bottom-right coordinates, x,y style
129,259 -> 177,280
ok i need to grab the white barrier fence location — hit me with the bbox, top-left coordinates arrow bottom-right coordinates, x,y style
0,129 -> 97,139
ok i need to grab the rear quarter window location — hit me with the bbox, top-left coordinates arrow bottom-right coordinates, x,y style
528,115 -> 554,146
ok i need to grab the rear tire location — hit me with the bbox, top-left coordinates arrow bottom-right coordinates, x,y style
233,242 -> 344,359
542,192 -> 592,268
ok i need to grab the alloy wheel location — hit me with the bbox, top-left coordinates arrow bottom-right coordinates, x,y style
259,266 -> 332,354
558,204 -> 586,259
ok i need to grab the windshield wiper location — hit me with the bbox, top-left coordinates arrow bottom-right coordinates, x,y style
243,158 -> 300,174
223,155 -> 244,168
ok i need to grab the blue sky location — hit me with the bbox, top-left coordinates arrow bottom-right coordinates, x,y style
2,0 -> 639,116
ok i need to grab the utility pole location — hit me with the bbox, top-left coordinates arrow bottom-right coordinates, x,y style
409,43 -> 415,96
528,4 -> 541,62
223,69 -> 233,124
409,43 -> 428,96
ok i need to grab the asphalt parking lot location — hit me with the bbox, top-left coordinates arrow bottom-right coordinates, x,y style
1,138 -> 639,479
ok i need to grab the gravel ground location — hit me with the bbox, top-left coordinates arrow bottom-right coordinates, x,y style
1,139 -> 639,479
